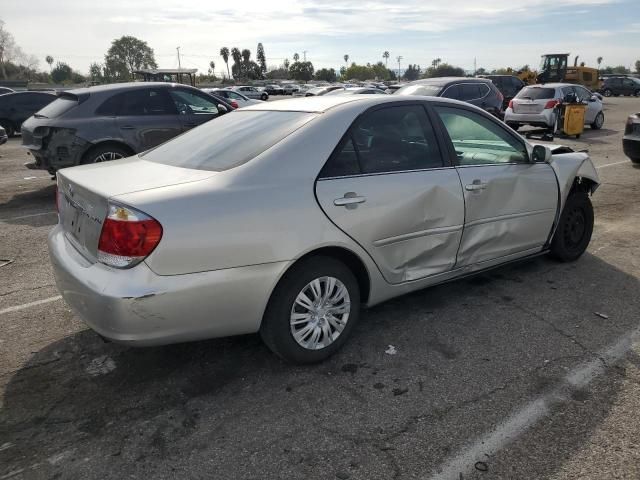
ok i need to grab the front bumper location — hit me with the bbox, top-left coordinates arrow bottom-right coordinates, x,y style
504,108 -> 554,127
48,226 -> 289,346
623,136 -> 640,162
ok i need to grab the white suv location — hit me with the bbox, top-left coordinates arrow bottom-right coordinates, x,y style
504,83 -> 604,133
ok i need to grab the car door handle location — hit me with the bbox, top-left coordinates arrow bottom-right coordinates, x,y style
465,181 -> 488,192
334,194 -> 366,207
120,125 -> 136,130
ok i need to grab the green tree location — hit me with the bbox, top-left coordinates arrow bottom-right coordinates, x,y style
403,64 -> 421,81
89,62 -> 103,82
257,43 -> 267,74
424,63 -> 465,78
341,61 -> 395,81
266,67 -> 289,80
475,67 -> 486,75
293,52 -> 300,62
51,61 -> 73,83
0,20 -> 22,80
289,61 -> 314,81
611,65 -> 630,74
635,60 -> 640,74
382,51 -> 390,67
241,49 -> 251,63
209,60 -> 215,75
220,47 -> 230,79
315,67 -> 337,82
283,58 -> 290,70
104,35 -> 157,81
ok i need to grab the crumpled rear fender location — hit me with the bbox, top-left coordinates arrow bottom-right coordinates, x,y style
548,152 -> 600,212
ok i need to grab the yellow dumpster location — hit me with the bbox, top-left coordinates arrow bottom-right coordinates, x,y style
561,103 -> 586,138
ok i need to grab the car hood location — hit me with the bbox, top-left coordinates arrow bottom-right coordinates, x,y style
59,156 -> 216,199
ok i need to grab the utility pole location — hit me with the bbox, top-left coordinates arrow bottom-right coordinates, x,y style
176,46 -> 181,69
474,57 -> 477,75
397,55 -> 403,80
303,50 -> 307,62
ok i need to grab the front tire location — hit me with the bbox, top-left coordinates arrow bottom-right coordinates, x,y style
550,192 -> 594,262
261,93 -> 268,101
591,111 -> 604,130
260,256 -> 360,364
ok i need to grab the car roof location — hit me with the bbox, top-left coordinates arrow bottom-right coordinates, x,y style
407,77 -> 491,86
66,82 -> 196,96
524,83 -> 581,89
240,94 -> 473,113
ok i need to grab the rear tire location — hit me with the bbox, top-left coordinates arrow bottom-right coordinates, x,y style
635,89 -> 640,97
260,256 -> 360,364
507,122 -> 520,131
550,192 -> 594,262
603,89 -> 612,97
81,144 -> 131,164
261,93 -> 268,101
0,120 -> 15,137
591,112 -> 604,130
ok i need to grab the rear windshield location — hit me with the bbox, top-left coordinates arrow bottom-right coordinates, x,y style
394,84 -> 443,96
141,110 -> 317,171
516,87 -> 556,100
36,96 -> 78,118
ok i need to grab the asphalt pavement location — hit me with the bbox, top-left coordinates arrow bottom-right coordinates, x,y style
1,96 -> 640,479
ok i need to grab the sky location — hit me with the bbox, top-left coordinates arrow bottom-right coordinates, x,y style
2,0 -> 639,76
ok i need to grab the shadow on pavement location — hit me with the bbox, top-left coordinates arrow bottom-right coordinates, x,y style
1,253 -> 639,479
0,184 -> 57,227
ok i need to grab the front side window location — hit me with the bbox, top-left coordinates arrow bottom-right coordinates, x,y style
435,106 -> 528,165
319,105 -> 443,178
440,85 -> 460,99
114,89 -> 177,116
169,89 -> 219,115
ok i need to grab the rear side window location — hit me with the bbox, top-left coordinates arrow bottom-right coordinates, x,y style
516,87 -> 556,100
319,105 -> 443,178
142,111 -> 317,171
459,84 -> 486,100
97,89 -> 177,116
35,96 -> 77,118
441,85 -> 460,99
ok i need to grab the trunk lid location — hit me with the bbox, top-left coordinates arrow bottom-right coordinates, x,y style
57,158 -> 215,262
512,99 -> 547,114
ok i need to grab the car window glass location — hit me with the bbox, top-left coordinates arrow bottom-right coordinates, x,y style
116,89 -> 177,116
169,90 -> 219,115
227,91 -> 243,100
320,105 -> 443,177
516,87 -> 555,100
459,84 -> 481,100
319,136 -> 360,178
435,106 -> 528,165
441,85 -> 459,99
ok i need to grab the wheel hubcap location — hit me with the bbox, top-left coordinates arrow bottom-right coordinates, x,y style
94,151 -> 124,163
564,207 -> 586,248
290,276 -> 351,350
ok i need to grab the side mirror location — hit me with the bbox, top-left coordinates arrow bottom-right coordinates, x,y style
589,95 -> 598,102
217,104 -> 229,113
532,144 -> 552,163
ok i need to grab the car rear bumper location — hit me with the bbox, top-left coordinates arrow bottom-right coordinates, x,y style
504,109 -> 555,127
48,225 -> 288,346
623,136 -> 640,162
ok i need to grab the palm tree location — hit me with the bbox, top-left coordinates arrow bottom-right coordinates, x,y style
230,48 -> 242,79
220,47 -> 230,79
209,60 -> 215,76
597,56 -> 603,72
382,51 -> 390,67
45,55 -> 54,72
293,52 -> 300,63
284,58 -> 290,70
343,54 -> 349,67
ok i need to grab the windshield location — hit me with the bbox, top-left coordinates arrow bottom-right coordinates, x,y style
142,110 -> 317,171
516,87 -> 556,100
394,84 -> 443,96
35,96 -> 77,118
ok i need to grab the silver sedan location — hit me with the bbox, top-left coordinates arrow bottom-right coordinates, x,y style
49,96 -> 599,363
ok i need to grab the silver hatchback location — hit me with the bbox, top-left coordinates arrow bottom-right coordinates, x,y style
49,96 -> 600,363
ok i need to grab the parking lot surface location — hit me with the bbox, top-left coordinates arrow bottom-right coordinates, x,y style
1,97 -> 640,479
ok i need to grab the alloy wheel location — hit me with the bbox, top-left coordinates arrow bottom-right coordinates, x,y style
94,151 -> 124,163
289,276 -> 351,350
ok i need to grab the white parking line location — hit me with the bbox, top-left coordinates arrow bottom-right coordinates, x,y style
0,211 -> 56,222
428,326 -> 640,480
596,160 -> 629,169
0,296 -> 62,315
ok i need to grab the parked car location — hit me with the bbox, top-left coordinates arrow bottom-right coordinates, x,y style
282,84 -> 301,95
0,87 -> 15,96
21,82 -> 234,174
394,77 -> 503,117
384,84 -> 403,94
623,113 -> 640,163
504,83 -> 604,132
304,86 -> 344,97
292,85 -> 313,97
264,84 -> 285,95
0,125 -> 7,145
478,75 -> 525,110
0,91 -> 56,137
202,88 -> 263,107
324,87 -> 388,96
231,86 -> 269,101
600,77 -> 640,97
49,95 -> 599,364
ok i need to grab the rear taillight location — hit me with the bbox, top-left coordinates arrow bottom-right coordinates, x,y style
97,203 -> 162,269
497,91 -> 504,103
230,100 -> 239,109
544,99 -> 559,109
508,99 -> 514,109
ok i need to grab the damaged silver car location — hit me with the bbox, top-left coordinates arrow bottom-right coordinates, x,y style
21,82 -> 233,174
49,96 -> 599,364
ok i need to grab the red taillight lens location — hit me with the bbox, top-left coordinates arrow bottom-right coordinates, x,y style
508,99 -> 514,109
231,100 -> 239,109
544,99 -> 559,109
97,204 -> 162,268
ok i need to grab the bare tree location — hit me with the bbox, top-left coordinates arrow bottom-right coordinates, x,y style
0,20 -> 21,79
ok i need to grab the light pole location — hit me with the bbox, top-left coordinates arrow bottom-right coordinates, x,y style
303,50 -> 307,62
176,46 -> 181,69
396,55 -> 403,80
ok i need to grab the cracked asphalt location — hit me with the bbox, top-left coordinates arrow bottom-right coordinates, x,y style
1,96 -> 640,479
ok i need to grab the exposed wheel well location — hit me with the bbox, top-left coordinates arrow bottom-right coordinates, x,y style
82,141 -> 135,163
570,177 -> 598,196
290,247 -> 371,303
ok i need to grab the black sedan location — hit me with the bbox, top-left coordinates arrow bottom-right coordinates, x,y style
0,91 -> 56,136
624,113 -> 640,163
